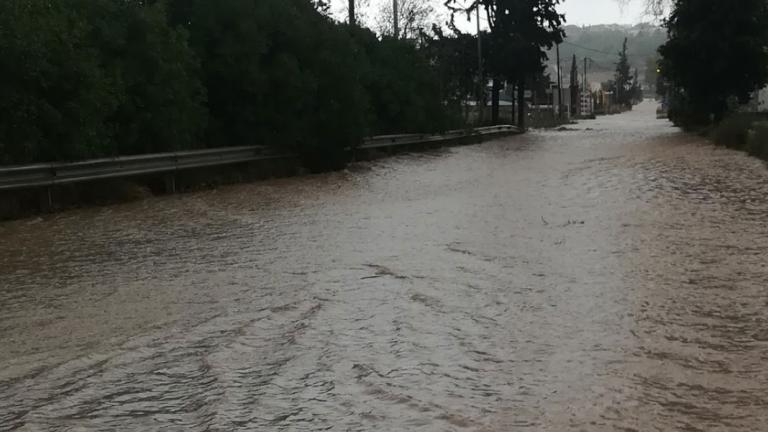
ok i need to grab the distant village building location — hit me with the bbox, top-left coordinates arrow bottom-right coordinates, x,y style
552,86 -> 574,118
742,86 -> 768,113
757,86 -> 768,112
580,91 -> 594,117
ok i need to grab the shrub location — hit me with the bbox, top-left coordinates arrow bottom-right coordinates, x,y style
746,121 -> 768,160
0,0 -> 468,169
166,0 -> 368,170
0,0 -> 206,164
712,114 -> 762,150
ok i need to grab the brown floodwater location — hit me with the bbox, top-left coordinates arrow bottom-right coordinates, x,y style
1,100 -> 767,431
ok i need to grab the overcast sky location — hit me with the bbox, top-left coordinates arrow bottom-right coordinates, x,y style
330,0 -> 652,29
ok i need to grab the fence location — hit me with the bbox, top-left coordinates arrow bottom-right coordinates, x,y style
0,125 -> 521,192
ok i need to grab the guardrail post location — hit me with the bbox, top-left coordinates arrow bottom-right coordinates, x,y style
39,187 -> 53,212
164,174 -> 176,194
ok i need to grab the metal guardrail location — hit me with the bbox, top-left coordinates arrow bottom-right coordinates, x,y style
0,125 -> 520,191
360,125 -> 519,149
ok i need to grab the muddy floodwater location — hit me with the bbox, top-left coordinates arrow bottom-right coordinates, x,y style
1,101 -> 768,431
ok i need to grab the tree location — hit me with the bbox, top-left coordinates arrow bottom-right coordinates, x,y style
614,0 -> 670,18
375,0 -> 435,39
631,68 -> 643,103
0,0 -> 205,164
313,1 -> 331,15
644,56 -> 659,93
659,0 -> 768,125
446,0 -> 565,128
164,0 -> 370,170
358,29 -> 454,135
0,0 -> 475,168
422,26 -> 482,122
569,54 -> 579,115
615,38 -> 632,107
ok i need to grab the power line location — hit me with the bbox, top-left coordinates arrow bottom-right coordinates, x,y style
562,41 -> 616,56
562,40 -> 643,58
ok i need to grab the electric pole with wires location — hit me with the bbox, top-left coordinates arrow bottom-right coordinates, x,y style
476,2 -> 484,125
393,0 -> 399,38
556,43 -> 563,119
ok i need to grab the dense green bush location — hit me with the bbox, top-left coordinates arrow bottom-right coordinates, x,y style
0,0 -> 115,163
0,0 -> 468,169
746,121 -> 768,160
712,114 -> 763,150
0,0 -> 205,164
358,33 -> 458,135
166,0 -> 371,170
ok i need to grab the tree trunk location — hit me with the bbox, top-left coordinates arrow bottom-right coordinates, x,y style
491,78 -> 501,125
517,79 -> 526,130
570,84 -> 578,117
510,84 -> 516,124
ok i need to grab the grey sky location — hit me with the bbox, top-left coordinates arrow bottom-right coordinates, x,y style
560,0 -> 648,25
330,0 -> 651,29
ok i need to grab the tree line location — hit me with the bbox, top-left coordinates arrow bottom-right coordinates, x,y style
657,0 -> 768,126
0,0 -> 479,169
0,0 -> 566,169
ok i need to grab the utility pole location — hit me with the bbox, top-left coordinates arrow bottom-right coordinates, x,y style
556,43 -> 563,119
477,3 -> 484,125
583,57 -> 589,116
393,0 -> 399,38
349,0 -> 355,26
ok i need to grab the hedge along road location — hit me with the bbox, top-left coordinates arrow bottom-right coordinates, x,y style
1,100 -> 767,431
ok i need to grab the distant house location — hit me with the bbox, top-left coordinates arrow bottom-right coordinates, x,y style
757,86 -> 768,112
580,91 -> 595,117
744,86 -> 768,113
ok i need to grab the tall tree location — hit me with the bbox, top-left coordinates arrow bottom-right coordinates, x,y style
422,26 -> 482,117
446,0 -> 565,128
659,0 -> 768,125
644,56 -> 659,93
313,1 -> 330,14
0,0 -> 205,163
615,38 -> 632,107
569,54 -> 579,116
614,0 -> 670,18
375,0 -> 434,39
631,68 -> 642,103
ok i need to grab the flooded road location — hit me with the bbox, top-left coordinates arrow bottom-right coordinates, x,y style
1,100 -> 768,431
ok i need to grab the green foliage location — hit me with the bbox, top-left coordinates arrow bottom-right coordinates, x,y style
362,34 -> 456,135
631,69 -> 643,103
422,27 -> 480,113
746,121 -> 768,160
615,38 -> 633,106
166,0 -> 370,170
0,0 -> 471,169
711,115 -> 768,161
446,0 -> 565,127
570,55 -> 579,112
712,114 -> 763,149
92,0 -> 207,156
0,0 -> 205,164
470,0 -> 565,83
659,0 -> 768,125
644,57 -> 659,92
0,0 -> 114,163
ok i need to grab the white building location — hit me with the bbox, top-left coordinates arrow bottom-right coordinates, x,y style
757,86 -> 768,112
580,91 -> 594,117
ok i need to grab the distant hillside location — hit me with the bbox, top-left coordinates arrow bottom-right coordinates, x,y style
547,24 -> 667,86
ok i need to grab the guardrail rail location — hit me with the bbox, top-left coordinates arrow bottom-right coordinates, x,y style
0,125 -> 520,192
